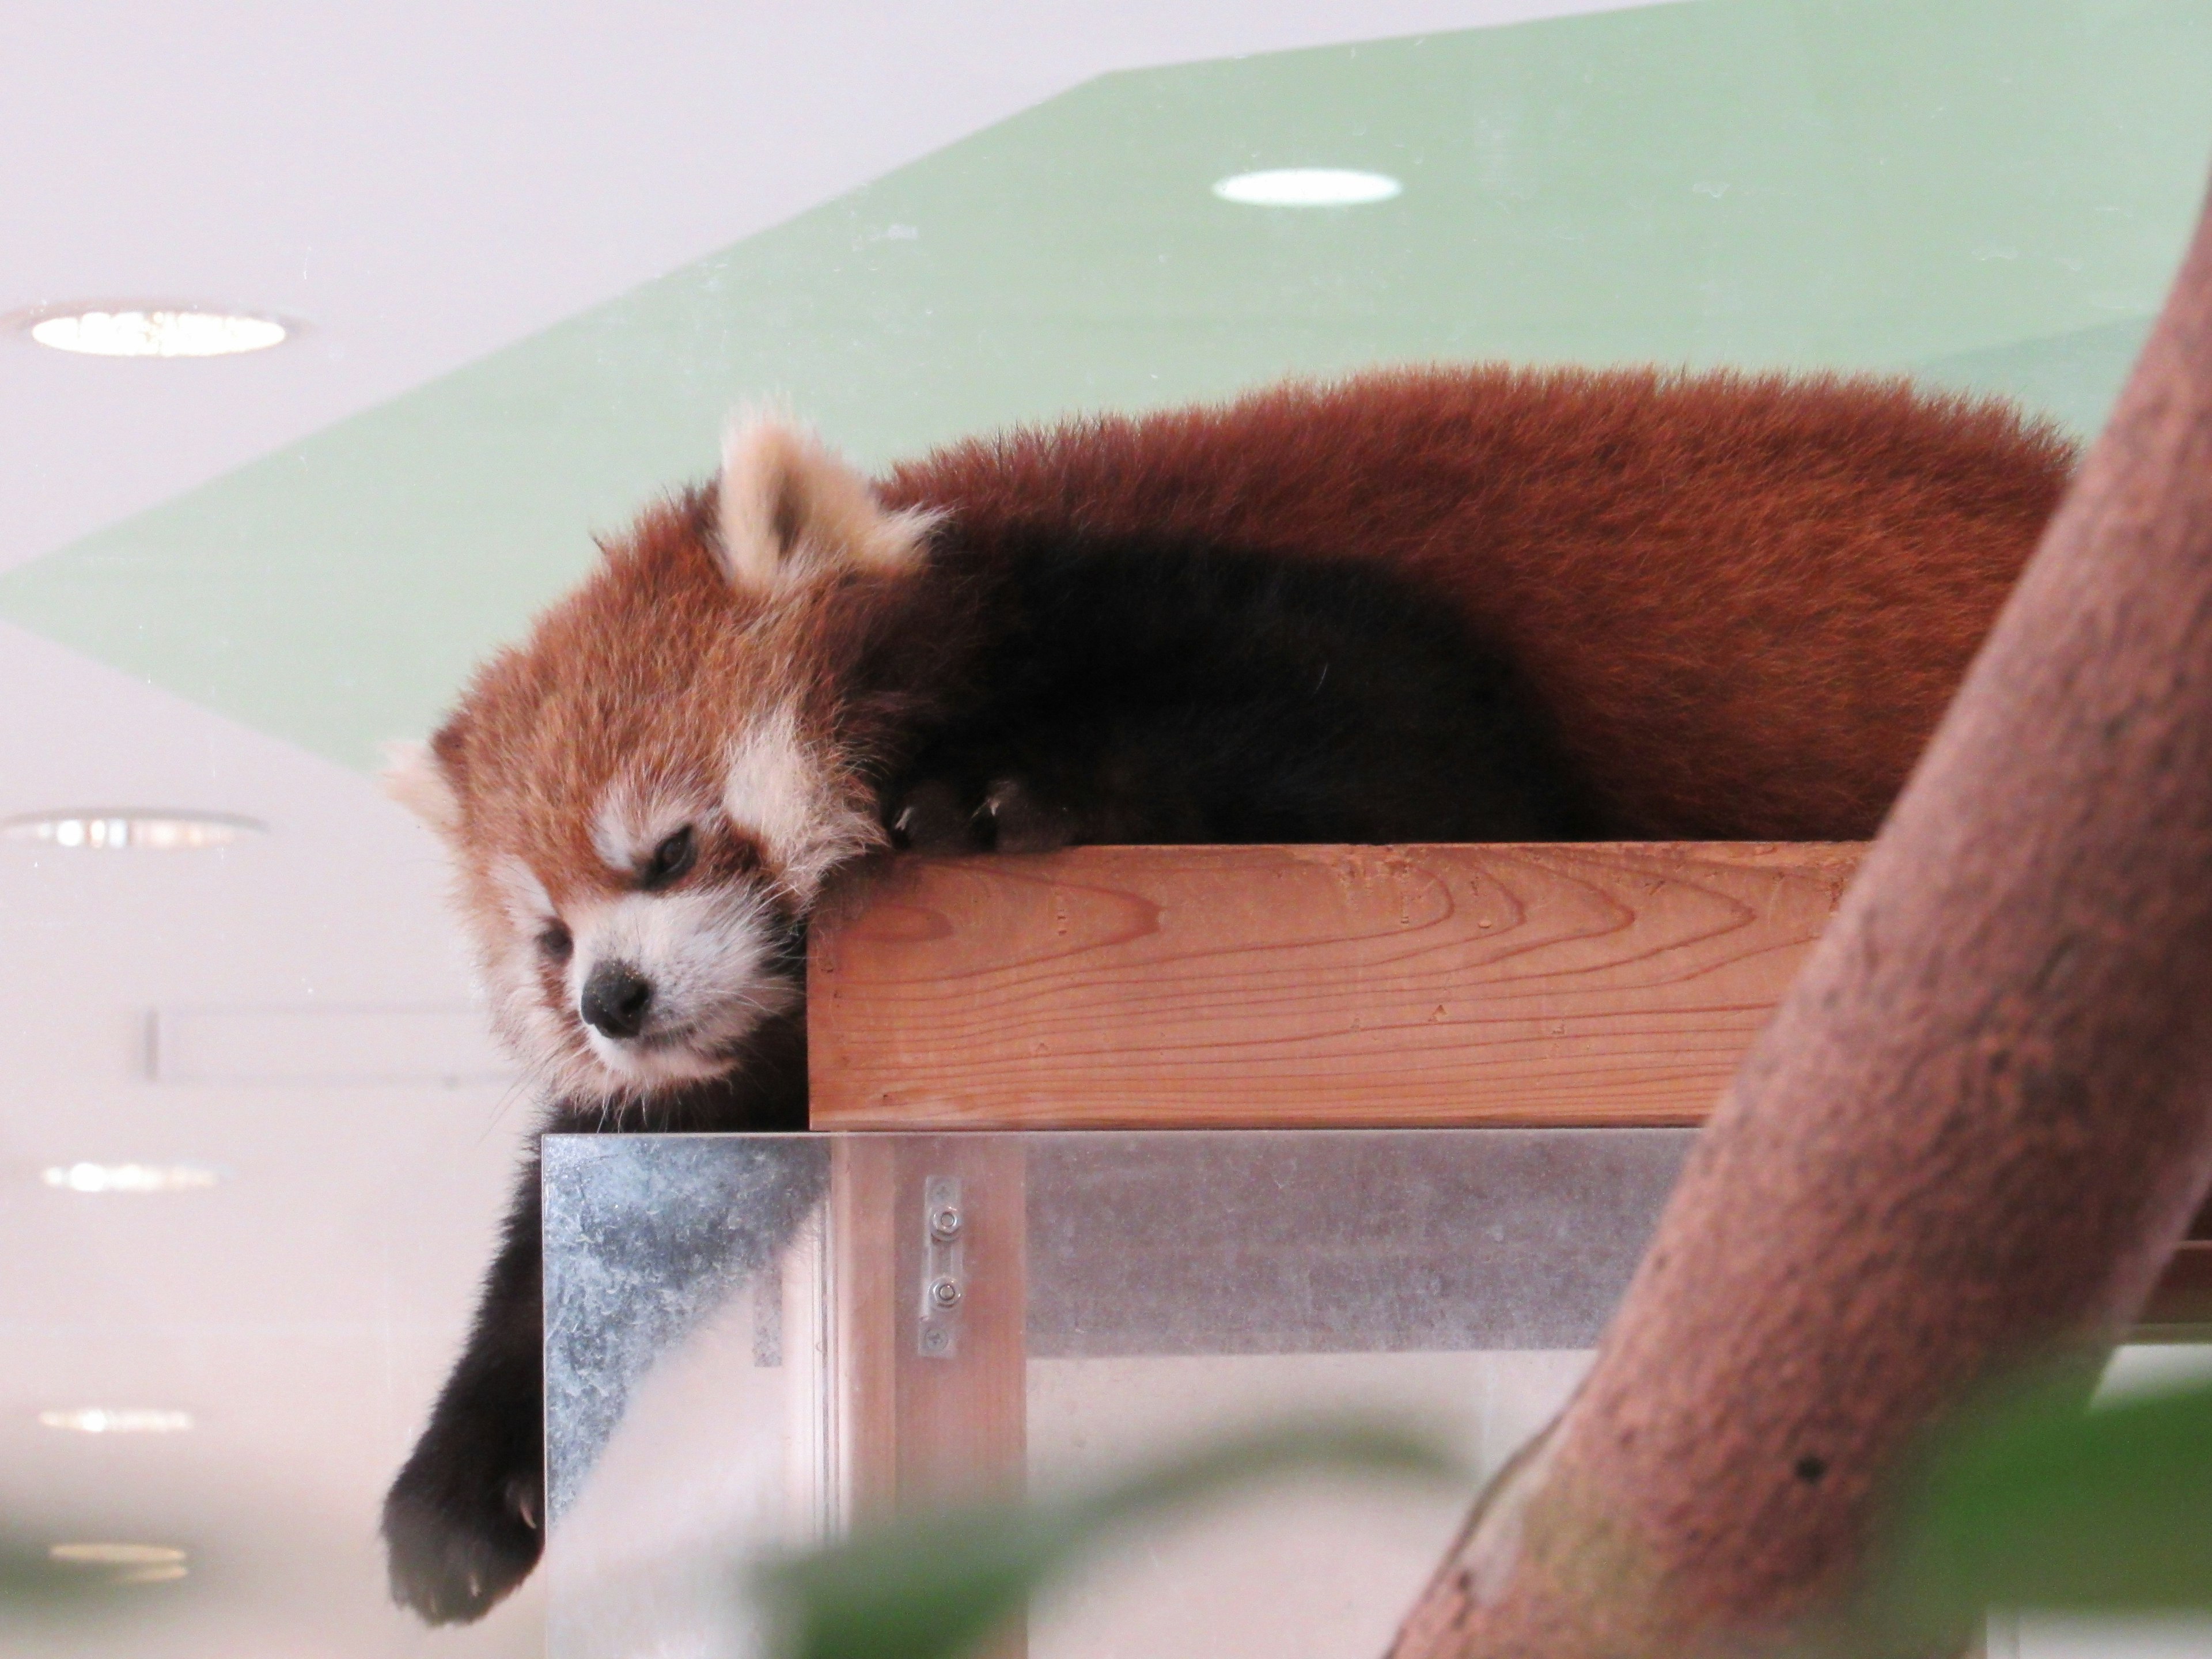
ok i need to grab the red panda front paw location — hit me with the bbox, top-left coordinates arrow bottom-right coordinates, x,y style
888,778 -> 986,853
889,777 -> 1078,854
382,1438 -> 542,1624
979,778 -> 1078,853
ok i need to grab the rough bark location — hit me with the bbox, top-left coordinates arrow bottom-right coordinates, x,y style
1388,179 -> 2212,1659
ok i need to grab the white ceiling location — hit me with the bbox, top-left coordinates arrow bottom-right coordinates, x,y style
0,0 -> 1655,576
0,4 -> 1661,1656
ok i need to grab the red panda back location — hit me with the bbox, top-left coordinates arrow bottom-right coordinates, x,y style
880,365 -> 2075,840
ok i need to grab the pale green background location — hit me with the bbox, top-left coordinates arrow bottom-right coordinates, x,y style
3,0 -> 2207,768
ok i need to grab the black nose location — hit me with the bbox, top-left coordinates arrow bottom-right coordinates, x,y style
580,962 -> 653,1040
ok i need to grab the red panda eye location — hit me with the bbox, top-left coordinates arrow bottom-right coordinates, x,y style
641,825 -> 697,891
538,922 -> 573,962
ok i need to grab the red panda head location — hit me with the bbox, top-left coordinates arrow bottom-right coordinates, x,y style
384,418 -> 948,1107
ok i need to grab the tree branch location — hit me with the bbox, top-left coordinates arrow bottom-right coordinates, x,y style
1388,175 -> 2212,1659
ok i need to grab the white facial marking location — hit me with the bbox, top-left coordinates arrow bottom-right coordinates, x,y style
475,738 -> 873,1107
722,704 -> 882,903
490,855 -> 555,930
479,857 -> 579,1101
592,779 -> 712,875
566,887 -> 798,1089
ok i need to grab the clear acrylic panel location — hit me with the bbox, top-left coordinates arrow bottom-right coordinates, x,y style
541,1128 -> 1693,1659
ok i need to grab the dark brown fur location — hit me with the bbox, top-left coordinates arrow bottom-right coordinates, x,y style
884,366 -> 2075,839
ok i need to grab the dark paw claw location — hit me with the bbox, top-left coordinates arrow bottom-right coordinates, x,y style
889,777 -> 982,852
890,774 -> 1078,854
981,778 -> 1077,853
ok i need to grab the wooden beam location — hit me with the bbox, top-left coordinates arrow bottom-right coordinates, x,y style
808,842 -> 1863,1130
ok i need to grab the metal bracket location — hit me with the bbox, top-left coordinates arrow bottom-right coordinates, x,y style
917,1175 -> 965,1359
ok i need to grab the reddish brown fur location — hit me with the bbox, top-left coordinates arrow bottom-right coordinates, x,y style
426,488 -> 969,1099
427,363 -> 2072,1094
882,366 -> 2077,840
439,495 -> 937,915
442,497 -> 744,910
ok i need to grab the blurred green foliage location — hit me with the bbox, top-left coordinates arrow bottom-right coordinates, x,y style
757,1363 -> 2212,1659
1884,1363 -> 2212,1632
753,1419 -> 1464,1659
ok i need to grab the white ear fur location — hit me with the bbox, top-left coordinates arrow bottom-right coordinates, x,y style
714,413 -> 938,593
379,739 -> 463,836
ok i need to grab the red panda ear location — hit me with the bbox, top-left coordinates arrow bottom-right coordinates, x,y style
379,729 -> 464,836
714,414 -> 938,594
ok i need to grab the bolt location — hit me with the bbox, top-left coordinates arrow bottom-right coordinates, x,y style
929,1205 -> 963,1242
928,1276 -> 963,1310
920,1326 -> 950,1355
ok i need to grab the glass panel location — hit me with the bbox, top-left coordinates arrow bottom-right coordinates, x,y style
541,1128 -> 1692,1659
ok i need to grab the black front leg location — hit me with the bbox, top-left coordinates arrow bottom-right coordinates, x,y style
384,1010 -> 810,1624
383,1161 -> 547,1623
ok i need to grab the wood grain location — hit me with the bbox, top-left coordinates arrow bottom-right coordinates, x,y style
808,842 -> 1865,1130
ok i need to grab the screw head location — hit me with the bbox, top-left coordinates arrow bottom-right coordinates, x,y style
928,1276 -> 963,1309
920,1326 -> 950,1355
929,1205 -> 963,1242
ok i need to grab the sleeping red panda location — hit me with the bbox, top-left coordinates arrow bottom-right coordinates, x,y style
378,364 -> 2074,1623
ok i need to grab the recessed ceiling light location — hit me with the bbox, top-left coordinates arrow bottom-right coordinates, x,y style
26,308 -> 286,358
39,1408 -> 194,1434
1212,168 -> 1403,207
47,1543 -> 188,1584
42,1163 -> 222,1194
3,810 -> 266,850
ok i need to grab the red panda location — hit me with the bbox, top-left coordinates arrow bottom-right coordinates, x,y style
378,364 -> 2074,1623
